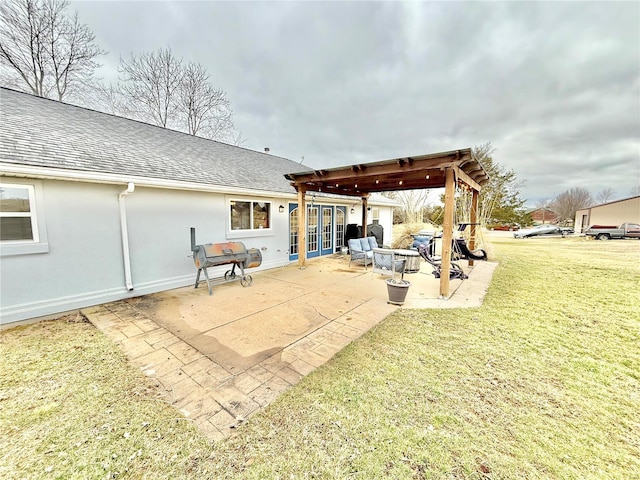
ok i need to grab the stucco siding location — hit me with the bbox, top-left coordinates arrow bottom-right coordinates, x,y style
0,178 -> 293,325
1,180 -> 126,322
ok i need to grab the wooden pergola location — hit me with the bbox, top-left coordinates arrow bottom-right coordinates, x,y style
285,148 -> 489,298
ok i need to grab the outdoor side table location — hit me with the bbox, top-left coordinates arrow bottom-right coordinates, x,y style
393,249 -> 421,273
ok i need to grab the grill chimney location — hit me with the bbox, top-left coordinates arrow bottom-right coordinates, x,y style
264,147 -> 270,153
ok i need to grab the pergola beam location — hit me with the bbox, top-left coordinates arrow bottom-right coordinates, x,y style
454,166 -> 482,192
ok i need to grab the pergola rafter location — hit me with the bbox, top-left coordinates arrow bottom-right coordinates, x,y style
285,148 -> 489,298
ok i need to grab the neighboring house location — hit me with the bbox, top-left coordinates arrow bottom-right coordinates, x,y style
574,196 -> 640,233
0,88 -> 395,326
528,207 -> 559,225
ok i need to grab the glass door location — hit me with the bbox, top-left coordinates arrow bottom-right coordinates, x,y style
289,204 -> 298,261
307,205 -> 320,258
320,206 -> 334,256
335,207 -> 346,252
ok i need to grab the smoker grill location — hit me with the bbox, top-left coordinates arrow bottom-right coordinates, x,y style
190,227 -> 262,295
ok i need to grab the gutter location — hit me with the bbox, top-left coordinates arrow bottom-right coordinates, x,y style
0,163 -> 396,206
119,182 -> 135,291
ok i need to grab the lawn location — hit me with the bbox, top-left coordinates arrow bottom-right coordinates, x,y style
1,236 -> 639,479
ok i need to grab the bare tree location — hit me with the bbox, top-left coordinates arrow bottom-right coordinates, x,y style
551,187 -> 593,224
118,47 -> 183,128
84,80 -> 127,115
595,188 -> 614,204
118,48 -> 237,142
0,0 -> 105,100
535,198 -> 552,209
390,189 -> 432,224
630,184 -> 640,197
179,62 -> 233,138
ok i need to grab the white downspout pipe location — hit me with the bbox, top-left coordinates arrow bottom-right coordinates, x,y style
118,182 -> 135,291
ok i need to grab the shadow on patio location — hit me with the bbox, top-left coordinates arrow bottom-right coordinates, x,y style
83,253 -> 497,441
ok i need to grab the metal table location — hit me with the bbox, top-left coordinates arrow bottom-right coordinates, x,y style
393,249 -> 421,273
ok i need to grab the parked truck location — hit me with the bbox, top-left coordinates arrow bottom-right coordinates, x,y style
584,222 -> 640,240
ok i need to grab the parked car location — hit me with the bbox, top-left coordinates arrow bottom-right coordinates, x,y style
488,223 -> 520,231
513,224 -> 564,238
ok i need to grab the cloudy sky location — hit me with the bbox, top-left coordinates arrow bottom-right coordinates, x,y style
70,1 -> 639,206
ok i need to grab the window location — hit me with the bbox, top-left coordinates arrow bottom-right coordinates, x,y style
372,208 -> 380,225
1,184 -> 39,242
230,200 -> 271,231
0,180 -> 49,256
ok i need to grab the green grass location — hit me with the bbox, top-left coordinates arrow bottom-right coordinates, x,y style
1,236 -> 639,479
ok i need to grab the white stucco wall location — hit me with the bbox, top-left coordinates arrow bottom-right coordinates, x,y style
0,178 -> 292,325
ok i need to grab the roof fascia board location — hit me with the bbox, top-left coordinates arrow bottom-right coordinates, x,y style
0,163 -> 293,199
0,163 -> 397,205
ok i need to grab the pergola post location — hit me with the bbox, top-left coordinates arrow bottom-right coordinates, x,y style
468,188 -> 479,267
361,196 -> 368,237
297,186 -> 307,268
440,167 -> 455,298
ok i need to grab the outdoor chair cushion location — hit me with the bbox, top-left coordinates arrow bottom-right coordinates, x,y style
412,235 -> 431,247
356,236 -> 378,251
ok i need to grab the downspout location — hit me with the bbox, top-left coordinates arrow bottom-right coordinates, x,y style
119,182 -> 135,291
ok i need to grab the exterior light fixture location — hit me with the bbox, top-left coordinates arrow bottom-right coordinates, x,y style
279,205 -> 285,213
350,208 -> 355,214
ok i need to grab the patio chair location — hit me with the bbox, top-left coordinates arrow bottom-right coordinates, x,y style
417,243 -> 468,280
372,248 -> 406,279
348,237 -> 378,269
454,238 -> 487,260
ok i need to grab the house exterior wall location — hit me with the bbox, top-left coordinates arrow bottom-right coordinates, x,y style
573,196 -> 640,233
0,177 -> 292,325
574,208 -> 590,233
529,208 -> 559,224
1,176 -> 396,325
343,205 -> 394,246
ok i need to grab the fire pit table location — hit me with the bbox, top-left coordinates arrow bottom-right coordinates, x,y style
393,249 -> 421,273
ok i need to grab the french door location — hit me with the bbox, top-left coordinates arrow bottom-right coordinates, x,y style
288,204 -> 336,260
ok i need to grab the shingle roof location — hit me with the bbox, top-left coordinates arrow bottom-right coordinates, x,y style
0,87 -> 303,194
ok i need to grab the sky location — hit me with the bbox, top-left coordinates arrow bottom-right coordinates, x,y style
69,0 -> 639,206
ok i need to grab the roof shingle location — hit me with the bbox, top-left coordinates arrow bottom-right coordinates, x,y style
0,87 -> 302,194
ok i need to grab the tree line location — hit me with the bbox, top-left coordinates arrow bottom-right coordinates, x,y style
0,0 -> 239,143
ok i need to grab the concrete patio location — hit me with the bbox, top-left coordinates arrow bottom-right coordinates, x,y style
83,253 -> 497,441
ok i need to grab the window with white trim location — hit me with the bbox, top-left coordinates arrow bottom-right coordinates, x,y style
1,184 -> 39,242
0,180 -> 49,256
230,200 -> 271,231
